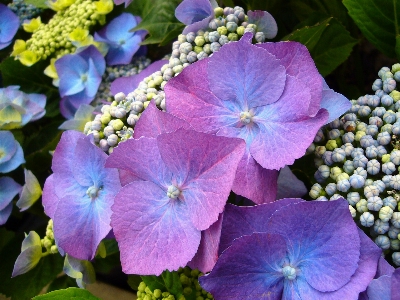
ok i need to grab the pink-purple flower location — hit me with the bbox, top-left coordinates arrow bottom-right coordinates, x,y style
106,104 -> 245,275
165,33 -> 351,204
200,198 -> 382,299
42,130 -> 121,260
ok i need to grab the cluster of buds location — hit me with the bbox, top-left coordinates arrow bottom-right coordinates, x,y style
41,219 -> 58,255
84,5 -> 274,153
137,267 -> 213,300
7,0 -> 42,25
11,0 -> 112,66
309,64 -> 400,266
93,56 -> 151,105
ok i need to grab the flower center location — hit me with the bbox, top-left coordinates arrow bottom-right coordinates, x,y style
81,73 -> 88,83
167,185 -> 181,199
240,111 -> 253,124
86,185 -> 100,200
282,265 -> 297,280
0,149 -> 5,159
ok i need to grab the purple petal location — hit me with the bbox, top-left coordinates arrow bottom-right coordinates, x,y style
118,169 -> 141,186
111,181 -> 201,275
367,276 -> 391,300
250,76 -> 329,169
392,268 -> 400,300
207,33 -> 287,108
200,232 -> 286,299
0,4 -> 19,49
0,202 -> 13,225
157,128 -> 245,230
321,80 -> 352,124
42,174 -> 57,218
267,199 -> 360,292
255,41 -> 323,117
133,100 -> 191,139
375,256 -> 394,278
188,213 -> 223,273
52,130 -> 83,174
175,0 -> 213,25
111,60 -> 168,96
182,16 -> 214,35
276,166 -> 307,199
231,150 -> 279,204
0,176 -> 21,211
106,137 -> 173,186
219,198 -> 304,254
295,229 -> 381,299
247,10 -> 278,39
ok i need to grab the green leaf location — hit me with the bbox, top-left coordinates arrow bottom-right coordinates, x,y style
23,0 -> 49,8
0,234 -> 64,300
141,270 -> 183,298
312,19 -> 359,76
283,18 -> 331,51
129,0 -> 185,46
343,0 -> 400,58
32,287 -> 100,300
283,18 -> 358,76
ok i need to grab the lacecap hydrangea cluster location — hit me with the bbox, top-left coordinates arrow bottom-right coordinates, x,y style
309,64 -> 400,266
137,267 -> 213,300
93,56 -> 151,105
7,0 -> 42,25
11,0 -> 112,66
84,5 -> 273,154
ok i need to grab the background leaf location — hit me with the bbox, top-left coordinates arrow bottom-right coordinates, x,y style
32,287 -> 100,300
343,0 -> 400,59
24,0 -> 49,9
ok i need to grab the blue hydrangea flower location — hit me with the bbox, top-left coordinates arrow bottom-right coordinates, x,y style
0,176 -> 22,225
42,130 -> 121,260
175,0 -> 216,34
0,3 -> 19,50
94,13 -> 145,66
0,86 -> 46,129
200,198 -> 382,299
0,131 -> 25,173
55,45 -> 105,119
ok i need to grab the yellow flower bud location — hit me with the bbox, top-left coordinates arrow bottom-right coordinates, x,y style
17,51 -> 40,67
11,40 -> 27,57
23,17 -> 42,33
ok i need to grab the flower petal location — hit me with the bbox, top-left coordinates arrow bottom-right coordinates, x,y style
111,180 -> 200,275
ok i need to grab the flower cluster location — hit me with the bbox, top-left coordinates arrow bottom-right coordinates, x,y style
84,3 -> 278,153
309,63 -> 400,266
7,0 -> 42,25
0,85 -> 46,130
137,267 -> 213,300
11,0 -> 113,66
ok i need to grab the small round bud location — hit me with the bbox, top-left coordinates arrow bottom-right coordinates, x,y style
375,235 -> 390,250
360,212 -> 374,227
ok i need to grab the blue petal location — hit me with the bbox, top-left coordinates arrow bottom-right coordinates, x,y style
0,130 -> 17,163
0,176 -> 22,211
55,54 -> 88,97
0,140 -> 25,173
321,79 -> 351,124
0,202 -> 13,225
175,0 -> 213,25
105,35 -> 142,65
0,4 -> 19,48
84,58 -> 102,98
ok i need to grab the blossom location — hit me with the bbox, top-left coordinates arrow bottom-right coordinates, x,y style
0,86 -> 46,130
0,131 -> 25,173
55,45 -> 105,119
94,13 -> 145,66
16,169 -> 42,212
0,3 -> 19,50
106,125 -> 245,275
199,198 -> 382,299
175,0 -> 216,34
42,130 -> 121,260
165,33 -> 351,204
0,176 -> 22,225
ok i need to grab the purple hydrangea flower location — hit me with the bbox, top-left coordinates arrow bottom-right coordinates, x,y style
106,124 -> 245,275
42,130 -> 121,260
175,0 -> 216,34
94,13 -> 145,66
199,198 -> 382,299
0,131 -> 25,173
55,45 -> 105,119
0,86 -> 46,129
0,3 -> 19,50
0,176 -> 22,225
165,33 -> 351,204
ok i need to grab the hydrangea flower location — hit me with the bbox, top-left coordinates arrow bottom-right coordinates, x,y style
0,176 -> 22,225
94,13 -> 145,66
199,198 -> 382,299
42,130 -> 121,260
0,131 -> 25,173
106,121 -> 245,275
175,0 -> 217,34
0,3 -> 19,50
165,33 -> 351,204
55,45 -> 105,119
0,86 -> 46,129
